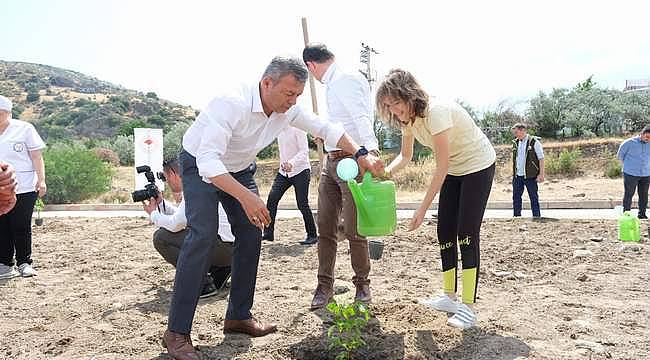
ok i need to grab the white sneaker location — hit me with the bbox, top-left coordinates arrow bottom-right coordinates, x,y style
419,295 -> 459,314
17,263 -> 37,277
447,303 -> 476,329
0,264 -> 20,280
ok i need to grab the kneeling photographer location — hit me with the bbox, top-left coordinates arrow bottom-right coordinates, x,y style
140,158 -> 233,299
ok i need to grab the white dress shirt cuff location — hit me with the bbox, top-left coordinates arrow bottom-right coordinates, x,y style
197,157 -> 229,179
323,123 -> 345,150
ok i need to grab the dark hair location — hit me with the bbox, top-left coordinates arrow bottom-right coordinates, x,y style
511,123 -> 528,130
162,158 -> 180,174
262,56 -> 309,84
302,43 -> 335,64
643,124 -> 650,134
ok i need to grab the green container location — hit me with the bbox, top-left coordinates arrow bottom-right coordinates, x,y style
347,172 -> 397,236
618,211 -> 640,242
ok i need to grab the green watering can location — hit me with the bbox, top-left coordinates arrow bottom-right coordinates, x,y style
337,157 -> 397,236
618,211 -> 640,242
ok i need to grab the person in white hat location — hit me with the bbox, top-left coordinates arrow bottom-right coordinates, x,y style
0,95 -> 47,279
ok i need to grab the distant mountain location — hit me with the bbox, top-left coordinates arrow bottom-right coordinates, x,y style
0,60 -> 196,140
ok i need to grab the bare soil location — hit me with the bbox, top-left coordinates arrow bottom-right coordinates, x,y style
1,217 -> 649,359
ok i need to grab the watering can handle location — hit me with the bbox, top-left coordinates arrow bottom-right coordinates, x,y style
362,172 -> 373,185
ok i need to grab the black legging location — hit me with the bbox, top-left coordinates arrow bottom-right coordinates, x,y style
437,164 -> 495,304
0,191 -> 38,266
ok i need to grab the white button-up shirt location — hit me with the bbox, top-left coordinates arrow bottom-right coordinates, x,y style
322,63 -> 379,152
182,84 -> 344,181
278,126 -> 311,178
516,135 -> 545,176
150,200 -> 235,242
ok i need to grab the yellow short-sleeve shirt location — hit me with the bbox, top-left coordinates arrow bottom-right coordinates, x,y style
401,99 -> 496,176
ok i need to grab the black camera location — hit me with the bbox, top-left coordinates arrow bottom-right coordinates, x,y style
131,165 -> 161,202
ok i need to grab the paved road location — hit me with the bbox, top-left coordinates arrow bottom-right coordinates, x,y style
38,208 -> 642,220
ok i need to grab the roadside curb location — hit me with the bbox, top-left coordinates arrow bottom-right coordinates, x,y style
43,199 -> 636,212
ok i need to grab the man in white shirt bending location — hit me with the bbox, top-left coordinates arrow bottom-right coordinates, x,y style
303,43 -> 380,310
262,126 -> 317,245
162,56 -> 384,360
142,158 -> 233,299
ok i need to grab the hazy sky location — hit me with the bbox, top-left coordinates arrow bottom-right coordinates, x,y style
2,0 -> 649,113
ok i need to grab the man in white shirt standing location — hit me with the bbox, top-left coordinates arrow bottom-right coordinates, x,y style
142,158 -> 233,299
302,44 -> 380,310
262,126 -> 317,245
163,56 -> 384,360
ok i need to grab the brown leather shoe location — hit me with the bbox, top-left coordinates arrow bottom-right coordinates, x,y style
223,318 -> 277,337
162,330 -> 199,360
355,284 -> 372,303
310,286 -> 334,310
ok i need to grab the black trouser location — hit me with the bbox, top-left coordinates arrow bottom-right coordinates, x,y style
153,228 -> 232,286
623,173 -> 649,216
0,191 -> 38,267
265,169 -> 317,238
168,150 -> 261,334
437,164 -> 495,304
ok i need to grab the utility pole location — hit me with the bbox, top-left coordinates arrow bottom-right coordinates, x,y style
360,42 -> 386,148
359,42 -> 379,87
301,17 -> 324,176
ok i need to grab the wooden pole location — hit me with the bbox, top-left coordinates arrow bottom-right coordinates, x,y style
301,17 -> 324,176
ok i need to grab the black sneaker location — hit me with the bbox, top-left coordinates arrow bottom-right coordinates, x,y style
300,236 -> 318,245
639,214 -> 648,220
262,232 -> 274,242
211,266 -> 231,290
199,281 -> 218,299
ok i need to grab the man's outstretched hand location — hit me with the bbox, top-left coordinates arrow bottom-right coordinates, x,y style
357,154 -> 385,178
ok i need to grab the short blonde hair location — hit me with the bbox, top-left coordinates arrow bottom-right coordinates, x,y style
375,69 -> 429,129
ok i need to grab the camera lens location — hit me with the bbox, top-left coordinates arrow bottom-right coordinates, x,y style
131,190 -> 150,203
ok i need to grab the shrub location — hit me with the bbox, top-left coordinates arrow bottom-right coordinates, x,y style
604,158 -> 622,178
326,301 -> 371,360
93,147 -> 120,166
44,143 -> 113,204
545,148 -> 582,175
257,140 -> 279,160
109,135 -> 135,166
26,92 -> 40,102
164,121 -> 191,160
11,103 -> 24,119
118,119 -> 147,137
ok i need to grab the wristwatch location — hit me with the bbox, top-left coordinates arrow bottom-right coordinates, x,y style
354,146 -> 369,159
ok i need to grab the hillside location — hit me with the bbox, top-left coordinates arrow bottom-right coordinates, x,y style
0,60 -> 196,140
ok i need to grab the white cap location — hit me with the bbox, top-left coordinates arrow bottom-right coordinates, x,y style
0,95 -> 12,113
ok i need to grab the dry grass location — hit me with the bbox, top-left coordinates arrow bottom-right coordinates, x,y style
88,138 -> 626,204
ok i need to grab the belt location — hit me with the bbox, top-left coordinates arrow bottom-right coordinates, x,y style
328,150 -> 353,161
328,149 -> 380,161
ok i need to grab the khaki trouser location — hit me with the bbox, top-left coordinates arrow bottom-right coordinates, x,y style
317,155 -> 370,288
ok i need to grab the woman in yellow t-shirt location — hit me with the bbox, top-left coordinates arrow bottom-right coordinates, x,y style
376,69 -> 496,329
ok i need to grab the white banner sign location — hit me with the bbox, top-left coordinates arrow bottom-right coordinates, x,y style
134,128 -> 164,192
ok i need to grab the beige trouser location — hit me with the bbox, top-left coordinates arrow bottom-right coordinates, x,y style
317,155 -> 370,289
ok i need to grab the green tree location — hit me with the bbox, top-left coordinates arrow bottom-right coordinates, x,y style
118,119 -> 147,136
44,143 -> 113,203
527,89 -> 569,137
164,121 -> 191,160
109,135 -> 135,165
26,92 -> 40,102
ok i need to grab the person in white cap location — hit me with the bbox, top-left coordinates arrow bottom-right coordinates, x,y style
0,95 -> 47,279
